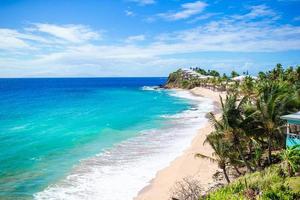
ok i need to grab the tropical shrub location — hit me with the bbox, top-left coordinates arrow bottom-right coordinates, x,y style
203,165 -> 300,200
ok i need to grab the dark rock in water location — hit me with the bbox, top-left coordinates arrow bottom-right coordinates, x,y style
150,86 -> 164,90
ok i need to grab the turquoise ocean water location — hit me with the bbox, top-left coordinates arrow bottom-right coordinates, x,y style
0,78 -> 213,200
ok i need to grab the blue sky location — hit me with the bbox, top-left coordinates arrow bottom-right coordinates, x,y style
0,0 -> 300,77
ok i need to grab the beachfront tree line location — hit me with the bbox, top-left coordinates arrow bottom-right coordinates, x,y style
190,67 -> 245,78
166,64 -> 300,199
194,64 -> 300,183
167,64 -> 300,199
167,64 -> 300,92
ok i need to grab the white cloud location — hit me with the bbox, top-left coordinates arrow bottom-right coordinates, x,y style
125,10 -> 135,16
128,0 -> 155,5
158,1 -> 207,21
32,23 -> 101,43
187,13 -> 220,23
1,4 -> 300,77
4,19 -> 300,67
152,20 -> 300,53
125,34 -> 145,43
0,23 -> 102,52
0,29 -> 30,50
233,5 -> 279,21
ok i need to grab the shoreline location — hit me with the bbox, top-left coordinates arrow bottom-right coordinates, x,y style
135,87 -> 226,200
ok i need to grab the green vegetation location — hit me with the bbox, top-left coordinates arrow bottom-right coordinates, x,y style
166,64 -> 300,199
165,70 -> 190,88
195,133 -> 232,183
165,68 -> 228,89
203,165 -> 300,200
192,67 -> 220,77
280,145 -> 300,177
231,70 -> 240,78
165,64 -> 300,92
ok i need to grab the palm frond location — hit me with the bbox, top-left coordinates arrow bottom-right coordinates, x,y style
194,153 -> 216,163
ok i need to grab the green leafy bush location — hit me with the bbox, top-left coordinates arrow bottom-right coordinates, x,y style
203,165 -> 300,200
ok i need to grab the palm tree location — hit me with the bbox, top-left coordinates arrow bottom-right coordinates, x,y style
231,70 -> 239,78
254,81 -> 291,164
280,145 -> 300,176
240,102 -> 267,170
240,76 -> 257,100
195,133 -> 231,183
215,95 -> 254,172
249,138 -> 264,170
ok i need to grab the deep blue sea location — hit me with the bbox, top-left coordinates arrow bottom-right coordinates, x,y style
0,78 -> 213,200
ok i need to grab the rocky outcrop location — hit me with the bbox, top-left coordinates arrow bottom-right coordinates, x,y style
164,68 -> 202,89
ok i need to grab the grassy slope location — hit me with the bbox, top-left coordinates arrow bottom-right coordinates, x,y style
203,165 -> 300,200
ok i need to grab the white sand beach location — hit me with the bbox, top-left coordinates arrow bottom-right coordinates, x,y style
135,87 -> 226,200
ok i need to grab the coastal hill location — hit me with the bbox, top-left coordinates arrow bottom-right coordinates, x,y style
165,68 -> 218,89
164,67 -> 236,90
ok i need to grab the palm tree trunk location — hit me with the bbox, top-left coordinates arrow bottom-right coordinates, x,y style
233,134 -> 254,172
233,165 -> 242,175
268,134 -> 272,164
236,143 -> 254,172
222,166 -> 230,183
248,141 -> 252,157
288,163 -> 292,177
257,158 -> 262,171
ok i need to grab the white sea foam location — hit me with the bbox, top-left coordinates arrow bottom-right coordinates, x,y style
10,124 -> 30,131
167,89 -> 206,102
34,89 -> 214,200
140,86 -> 161,91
